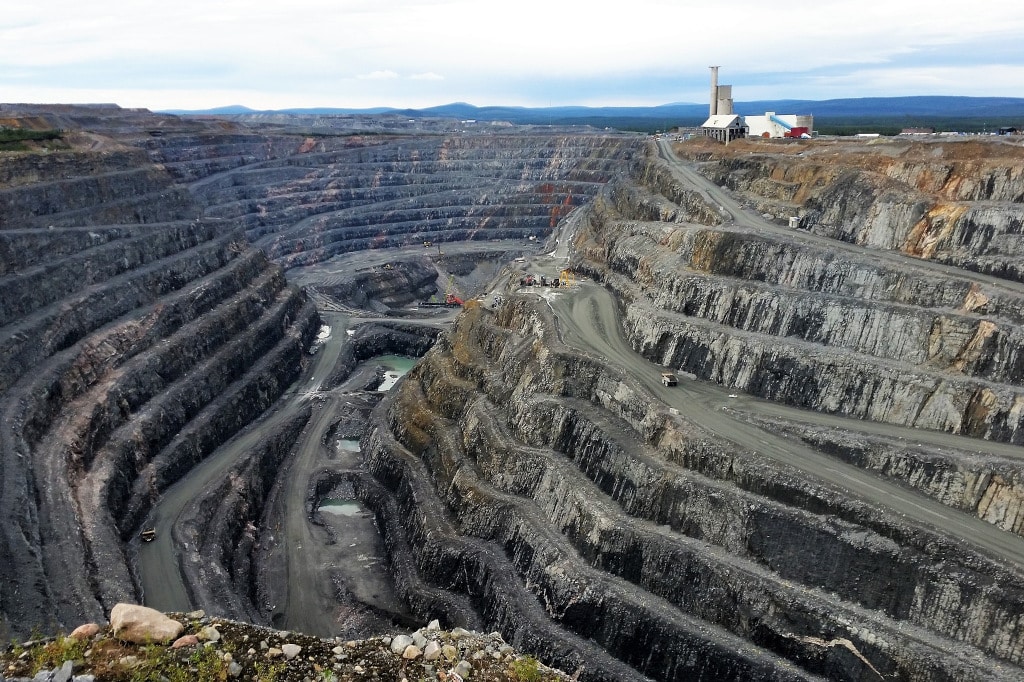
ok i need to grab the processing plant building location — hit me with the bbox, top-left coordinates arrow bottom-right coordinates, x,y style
745,112 -> 813,138
701,68 -> 813,141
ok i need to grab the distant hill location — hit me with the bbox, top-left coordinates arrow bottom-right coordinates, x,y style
161,97 -> 1024,134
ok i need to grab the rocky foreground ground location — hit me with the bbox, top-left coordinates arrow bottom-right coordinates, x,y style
0,604 -> 569,682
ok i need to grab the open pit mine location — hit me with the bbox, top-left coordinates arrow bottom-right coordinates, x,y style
2,104 -> 1024,681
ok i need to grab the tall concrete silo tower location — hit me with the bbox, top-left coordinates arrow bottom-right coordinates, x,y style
709,66 -> 719,117
709,66 -> 734,117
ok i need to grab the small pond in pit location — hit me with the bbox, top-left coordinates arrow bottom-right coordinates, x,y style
336,439 -> 360,452
373,355 -> 417,392
318,498 -> 365,517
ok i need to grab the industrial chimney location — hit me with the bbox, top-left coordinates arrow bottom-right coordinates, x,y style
709,66 -> 719,117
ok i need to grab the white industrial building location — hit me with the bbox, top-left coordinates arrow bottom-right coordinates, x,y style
745,112 -> 814,139
700,67 -> 748,142
701,114 -> 748,143
700,68 -> 813,141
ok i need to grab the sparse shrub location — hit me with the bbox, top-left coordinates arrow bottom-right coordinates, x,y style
510,655 -> 543,682
25,633 -> 88,675
252,658 -> 287,681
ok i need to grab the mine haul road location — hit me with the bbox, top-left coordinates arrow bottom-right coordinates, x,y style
655,138 -> 1024,296
548,281 -> 1024,567
137,140 -> 1024,626
137,311 -> 351,613
534,141 -> 1024,569
138,298 -> 458,621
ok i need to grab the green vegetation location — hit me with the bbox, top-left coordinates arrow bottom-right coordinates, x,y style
511,655 -> 543,682
0,127 -> 64,151
9,633 -> 89,676
125,643 -> 228,682
251,659 -> 287,681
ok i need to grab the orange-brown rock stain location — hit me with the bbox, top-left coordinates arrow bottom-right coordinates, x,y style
903,203 -> 967,258
690,231 -> 721,272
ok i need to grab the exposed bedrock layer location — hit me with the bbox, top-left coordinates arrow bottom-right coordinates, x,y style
571,144 -> 1024,445
744,414 -> 1024,538
316,258 -> 440,311
0,127 -> 318,638
364,297 -> 1024,680
174,408 -> 312,623
0,106 -> 641,640
143,130 -> 641,268
363,137 -> 1024,680
675,137 -> 1024,283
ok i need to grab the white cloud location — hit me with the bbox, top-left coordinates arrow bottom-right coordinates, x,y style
1,0 -> 1023,108
356,70 -> 400,80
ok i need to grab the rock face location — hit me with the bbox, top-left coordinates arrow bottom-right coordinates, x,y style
0,105 -> 639,640
362,137 -> 1024,680
8,106 -> 1024,682
145,127 -> 636,270
684,136 -> 1024,283
0,108 -> 318,637
583,143 -> 1024,445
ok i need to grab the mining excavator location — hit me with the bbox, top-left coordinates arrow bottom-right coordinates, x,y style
421,275 -> 465,307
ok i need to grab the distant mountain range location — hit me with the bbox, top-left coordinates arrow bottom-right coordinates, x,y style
162,97 -> 1024,134
165,97 -> 1024,119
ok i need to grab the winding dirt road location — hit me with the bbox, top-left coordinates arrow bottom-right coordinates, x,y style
533,142 -> 1024,568
547,281 -> 1024,566
137,312 -> 351,612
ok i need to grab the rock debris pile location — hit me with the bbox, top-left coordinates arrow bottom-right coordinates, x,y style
0,604 -> 568,681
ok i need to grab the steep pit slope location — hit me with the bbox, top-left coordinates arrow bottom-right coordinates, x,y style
0,109 -> 318,638
577,137 -> 1024,528
364,293 -> 1024,681
586,139 -> 1024,445
142,125 -> 639,269
678,135 -> 1024,283
362,137 -> 1024,680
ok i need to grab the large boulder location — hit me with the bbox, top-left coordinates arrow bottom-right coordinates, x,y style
109,603 -> 184,643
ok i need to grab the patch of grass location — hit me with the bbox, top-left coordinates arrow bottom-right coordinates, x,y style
126,642 -> 228,682
0,128 -> 62,143
0,127 -> 65,151
24,633 -> 89,675
510,655 -> 543,682
252,658 -> 287,681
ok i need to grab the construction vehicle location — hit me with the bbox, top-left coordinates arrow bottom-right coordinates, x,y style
443,274 -> 464,306
420,274 -> 464,307
420,293 -> 463,308
519,274 -> 537,286
661,373 -> 678,387
140,528 -> 157,542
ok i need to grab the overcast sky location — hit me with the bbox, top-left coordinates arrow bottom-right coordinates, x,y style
3,0 -> 1023,111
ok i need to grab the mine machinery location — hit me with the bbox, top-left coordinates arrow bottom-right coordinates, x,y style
421,274 -> 464,307
519,270 -> 577,288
